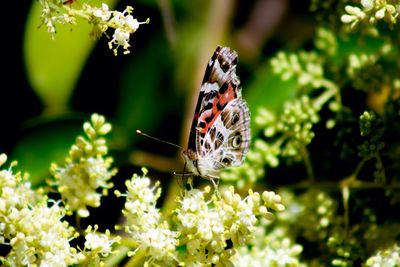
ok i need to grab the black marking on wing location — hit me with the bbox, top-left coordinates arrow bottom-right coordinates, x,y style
219,83 -> 229,94
199,121 -> 206,129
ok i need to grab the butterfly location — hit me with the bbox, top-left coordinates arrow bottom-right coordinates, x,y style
182,46 -> 251,181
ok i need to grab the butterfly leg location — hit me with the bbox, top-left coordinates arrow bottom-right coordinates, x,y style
174,162 -> 194,196
174,175 -> 193,196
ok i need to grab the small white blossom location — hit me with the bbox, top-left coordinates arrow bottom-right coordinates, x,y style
81,225 -> 120,264
138,226 -> 179,261
361,0 -> 374,10
109,28 -> 131,55
85,233 -> 112,256
106,6 -> 149,55
93,3 -> 111,21
126,15 -> 140,31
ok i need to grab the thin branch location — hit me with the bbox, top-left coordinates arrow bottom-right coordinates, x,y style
300,144 -> 315,182
157,0 -> 177,48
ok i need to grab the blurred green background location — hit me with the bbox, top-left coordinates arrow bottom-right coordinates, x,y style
6,0 -> 315,186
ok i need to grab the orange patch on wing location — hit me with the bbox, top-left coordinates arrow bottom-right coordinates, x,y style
198,84 -> 236,135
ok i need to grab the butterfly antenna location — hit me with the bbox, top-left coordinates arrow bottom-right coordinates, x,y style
136,130 -> 183,149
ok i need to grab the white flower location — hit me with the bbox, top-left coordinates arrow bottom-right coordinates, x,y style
125,15 -> 139,31
106,7 -> 149,55
232,228 -> 304,267
53,155 -> 115,217
108,28 -> 131,55
123,175 -> 162,230
93,3 -> 111,21
114,28 -> 130,45
181,190 -> 204,212
84,232 -> 113,256
138,227 -> 178,261
361,0 -> 374,10
375,7 -> 386,19
119,171 -> 178,264
78,225 -> 120,265
5,201 -> 77,266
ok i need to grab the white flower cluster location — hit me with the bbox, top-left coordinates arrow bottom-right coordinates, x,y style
51,114 -> 116,218
175,186 -> 284,266
0,154 -> 77,266
366,243 -> 400,266
39,0 -> 76,37
341,0 -> 400,29
117,170 -> 284,266
104,5 -> 149,56
86,3 -> 149,55
78,225 -> 120,265
38,1 -> 149,55
52,156 -> 115,217
6,201 -> 77,266
117,169 -> 178,265
233,227 -> 304,267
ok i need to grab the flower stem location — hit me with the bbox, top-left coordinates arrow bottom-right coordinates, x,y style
300,144 -> 315,182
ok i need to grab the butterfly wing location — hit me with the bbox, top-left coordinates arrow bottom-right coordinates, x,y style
184,46 -> 250,178
187,46 -> 241,153
197,98 -> 250,177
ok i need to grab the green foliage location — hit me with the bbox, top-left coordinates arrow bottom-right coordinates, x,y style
358,111 -> 385,159
5,0 -> 400,266
221,1 -> 400,266
24,0 -> 119,114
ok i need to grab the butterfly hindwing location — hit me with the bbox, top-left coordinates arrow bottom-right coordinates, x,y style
197,98 -> 250,177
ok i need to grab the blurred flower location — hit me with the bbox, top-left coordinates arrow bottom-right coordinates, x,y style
232,227 -> 304,267
51,114 -> 116,217
366,243 -> 400,266
93,3 -> 111,21
341,1 -> 400,29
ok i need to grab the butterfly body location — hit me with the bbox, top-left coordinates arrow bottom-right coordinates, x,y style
183,46 -> 250,179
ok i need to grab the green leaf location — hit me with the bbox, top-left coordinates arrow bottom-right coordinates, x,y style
115,37 -> 174,145
11,116 -> 84,187
23,0 -> 117,115
333,34 -> 385,64
245,63 -> 297,131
